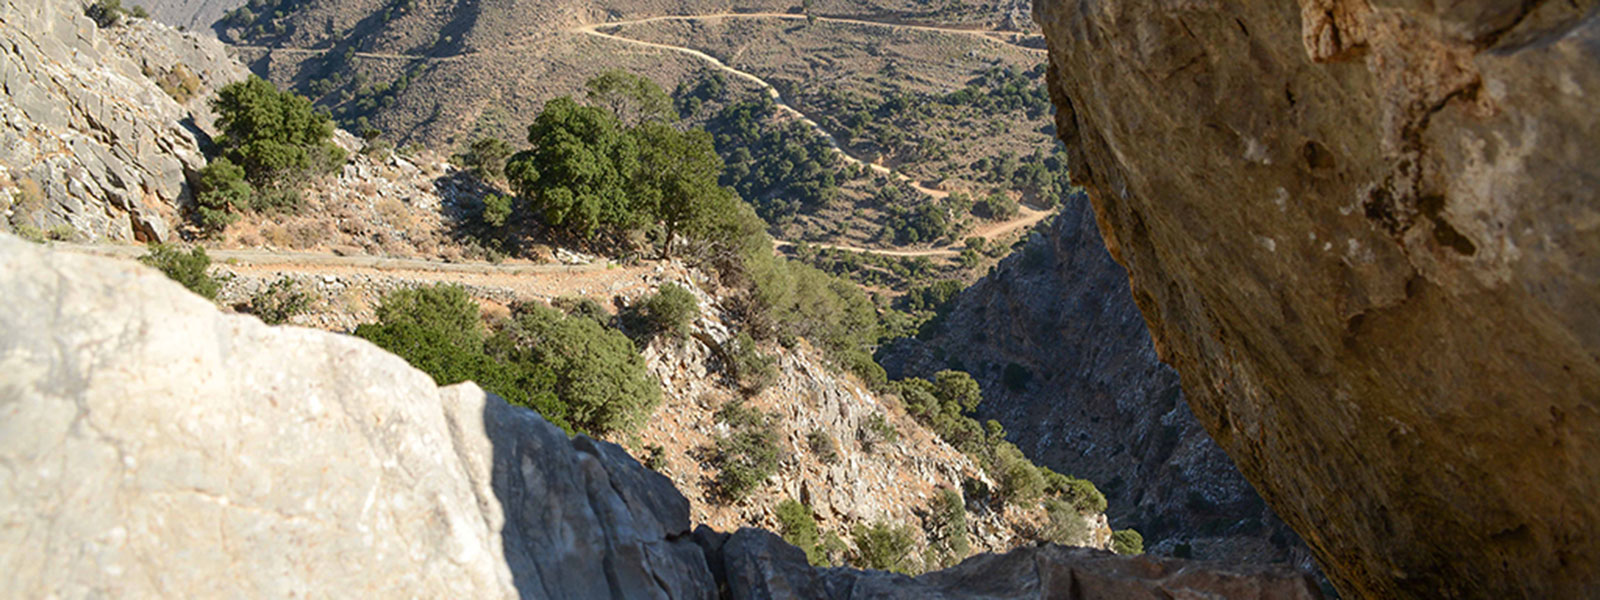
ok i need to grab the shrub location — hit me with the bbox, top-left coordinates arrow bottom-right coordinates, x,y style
776,499 -> 827,566
552,296 -> 608,325
1041,498 -> 1089,546
488,302 -> 660,435
806,429 -> 838,464
194,158 -> 252,233
248,277 -> 312,325
457,137 -> 514,182
643,444 -> 667,471
926,488 -> 969,567
355,286 -> 570,431
727,332 -> 777,393
1111,529 -> 1145,555
1044,469 -> 1107,514
624,283 -> 698,339
972,191 -> 1019,220
712,401 -> 780,502
852,521 -> 917,574
481,193 -> 513,228
994,442 -> 1045,504
859,412 -> 898,453
139,244 -> 220,300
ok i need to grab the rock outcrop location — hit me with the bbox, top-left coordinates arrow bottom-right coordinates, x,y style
881,194 -> 1316,573
0,234 -> 1326,598
1035,0 -> 1600,597
0,0 -> 244,242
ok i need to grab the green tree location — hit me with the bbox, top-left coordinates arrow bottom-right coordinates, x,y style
211,76 -> 345,188
584,69 -> 672,126
933,370 -> 983,414
994,442 -> 1045,504
139,244 -> 220,300
505,97 -> 640,238
481,193 -> 512,228
629,121 -> 734,258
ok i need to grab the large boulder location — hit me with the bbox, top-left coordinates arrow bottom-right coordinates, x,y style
1035,0 -> 1600,597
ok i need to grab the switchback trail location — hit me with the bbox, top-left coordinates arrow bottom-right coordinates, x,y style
772,203 -> 1052,258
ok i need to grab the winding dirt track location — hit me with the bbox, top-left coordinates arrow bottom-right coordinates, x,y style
224,13 -> 1053,261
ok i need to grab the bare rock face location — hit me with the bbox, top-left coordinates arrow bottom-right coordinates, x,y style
1035,0 -> 1600,596
0,0 -> 245,243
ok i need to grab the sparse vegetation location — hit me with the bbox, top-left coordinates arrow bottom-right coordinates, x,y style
712,401 -> 781,502
926,488 -> 970,568
859,412 -> 898,453
852,520 -> 918,574
806,429 -> 839,464
728,332 -> 777,393
1041,498 -> 1089,546
247,278 -> 312,325
622,283 -> 699,340
139,244 -> 220,300
87,0 -> 148,28
776,499 -> 828,566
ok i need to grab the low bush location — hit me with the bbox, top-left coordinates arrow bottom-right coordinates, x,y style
858,412 -> 898,453
139,244 -> 220,300
727,332 -> 777,393
248,277 -> 312,325
806,429 -> 838,464
1111,528 -> 1145,555
712,401 -> 780,502
624,283 -> 699,339
776,499 -> 827,566
1041,498 -> 1089,546
852,521 -> 917,574
926,488 -> 970,568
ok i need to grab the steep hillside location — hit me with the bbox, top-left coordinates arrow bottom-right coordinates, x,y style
0,0 -> 245,242
881,193 -> 1317,573
0,233 -> 1325,599
1036,0 -> 1600,597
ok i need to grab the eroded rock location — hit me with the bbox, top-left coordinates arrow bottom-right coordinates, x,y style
1035,0 -> 1600,596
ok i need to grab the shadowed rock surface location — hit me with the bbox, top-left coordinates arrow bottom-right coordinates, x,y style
1035,0 -> 1600,596
880,194 -> 1318,573
0,234 -> 1324,598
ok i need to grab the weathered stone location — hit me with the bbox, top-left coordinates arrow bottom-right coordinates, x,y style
0,0 -> 246,243
1036,0 -> 1600,596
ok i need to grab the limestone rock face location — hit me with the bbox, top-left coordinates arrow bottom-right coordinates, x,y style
0,0 -> 245,242
1035,0 -> 1600,596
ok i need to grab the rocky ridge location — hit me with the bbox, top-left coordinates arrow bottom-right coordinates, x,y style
0,0 -> 245,242
0,232 -> 1324,599
1035,0 -> 1600,597
881,193 -> 1316,573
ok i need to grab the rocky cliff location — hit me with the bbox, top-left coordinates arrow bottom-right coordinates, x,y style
1034,0 -> 1600,597
881,194 -> 1316,573
0,233 -> 1325,598
0,0 -> 245,242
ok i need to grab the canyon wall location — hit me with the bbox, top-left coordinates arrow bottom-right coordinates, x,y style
1034,0 -> 1600,597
